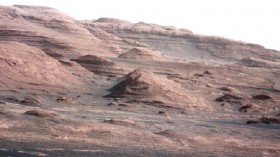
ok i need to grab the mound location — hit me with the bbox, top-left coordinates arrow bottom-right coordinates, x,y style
72,55 -> 124,75
118,47 -> 165,60
24,109 -> 58,118
108,69 -> 210,109
237,57 -> 280,69
94,18 -> 130,24
108,69 -> 165,97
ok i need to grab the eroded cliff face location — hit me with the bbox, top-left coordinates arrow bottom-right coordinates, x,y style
0,5 -> 280,157
83,18 -> 280,62
1,5 -> 279,62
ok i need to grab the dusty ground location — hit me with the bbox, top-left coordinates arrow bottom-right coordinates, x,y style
0,5 -> 280,157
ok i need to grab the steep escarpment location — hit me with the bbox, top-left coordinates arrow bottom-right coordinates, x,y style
85,19 -> 280,62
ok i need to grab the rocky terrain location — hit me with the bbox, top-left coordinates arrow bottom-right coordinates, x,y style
0,5 -> 280,157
